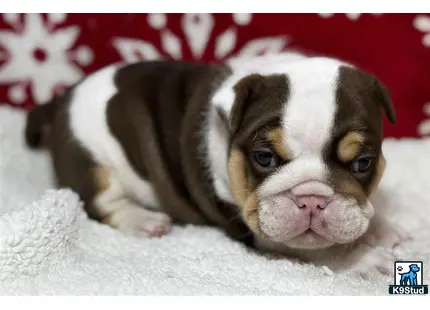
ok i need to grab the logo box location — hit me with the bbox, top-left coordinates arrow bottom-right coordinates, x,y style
389,261 -> 428,295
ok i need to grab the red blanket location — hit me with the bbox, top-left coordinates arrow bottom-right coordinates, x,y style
1,13 -> 429,138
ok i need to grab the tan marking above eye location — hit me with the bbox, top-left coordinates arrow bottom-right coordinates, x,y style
337,131 -> 365,162
266,128 -> 290,160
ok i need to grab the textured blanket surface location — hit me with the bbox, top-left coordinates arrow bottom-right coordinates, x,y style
0,105 -> 429,295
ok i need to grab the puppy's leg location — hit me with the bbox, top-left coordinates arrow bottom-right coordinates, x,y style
92,166 -> 171,238
47,106 -> 171,237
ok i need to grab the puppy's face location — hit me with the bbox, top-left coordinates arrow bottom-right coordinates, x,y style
224,59 -> 396,250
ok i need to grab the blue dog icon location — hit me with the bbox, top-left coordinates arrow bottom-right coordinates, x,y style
399,264 -> 420,286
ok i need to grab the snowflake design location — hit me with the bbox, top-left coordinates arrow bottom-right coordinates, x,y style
417,102 -> 430,136
318,13 -> 382,21
413,15 -> 430,47
0,13 -> 94,105
112,13 -> 288,63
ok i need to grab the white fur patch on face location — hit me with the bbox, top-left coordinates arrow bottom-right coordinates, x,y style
282,60 -> 340,157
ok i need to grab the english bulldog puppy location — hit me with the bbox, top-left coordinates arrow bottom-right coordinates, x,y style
25,53 -> 403,277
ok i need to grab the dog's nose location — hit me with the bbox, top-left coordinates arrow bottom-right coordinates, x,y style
295,195 -> 328,211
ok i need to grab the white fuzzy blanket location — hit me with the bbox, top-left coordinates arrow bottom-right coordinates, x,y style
0,105 -> 429,295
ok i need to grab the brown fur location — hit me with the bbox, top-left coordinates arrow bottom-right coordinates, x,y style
229,74 -> 289,142
338,66 -> 396,125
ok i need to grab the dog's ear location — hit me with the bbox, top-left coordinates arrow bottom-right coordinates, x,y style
340,66 -> 397,125
229,74 -> 289,136
370,75 -> 396,124
229,74 -> 268,135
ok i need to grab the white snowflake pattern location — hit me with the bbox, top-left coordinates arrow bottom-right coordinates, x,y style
113,13 -> 288,63
0,13 -> 94,105
417,103 -> 430,136
413,15 -> 430,47
318,13 -> 382,21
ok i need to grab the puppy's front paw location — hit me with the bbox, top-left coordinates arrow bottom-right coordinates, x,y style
347,222 -> 410,279
348,246 -> 396,280
137,211 -> 172,237
104,207 -> 172,238
364,223 -> 411,251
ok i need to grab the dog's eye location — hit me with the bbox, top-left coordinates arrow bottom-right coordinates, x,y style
253,150 -> 279,169
351,157 -> 373,174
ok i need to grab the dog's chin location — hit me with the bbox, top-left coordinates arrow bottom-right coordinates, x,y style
281,231 -> 335,249
253,231 -> 336,255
